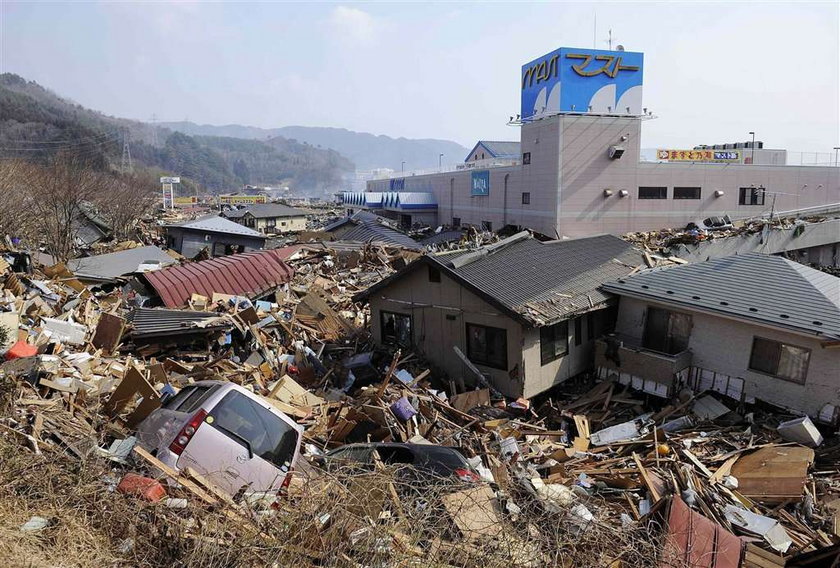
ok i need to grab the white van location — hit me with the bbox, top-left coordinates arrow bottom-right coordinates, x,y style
135,380 -> 303,496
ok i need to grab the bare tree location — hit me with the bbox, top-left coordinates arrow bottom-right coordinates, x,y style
92,171 -> 158,242
0,160 -> 38,246
27,153 -> 106,263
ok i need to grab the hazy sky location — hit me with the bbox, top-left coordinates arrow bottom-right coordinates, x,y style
2,1 -> 838,153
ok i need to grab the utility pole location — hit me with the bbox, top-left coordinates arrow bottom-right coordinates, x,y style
833,146 -> 839,167
121,128 -> 133,173
749,131 -> 755,164
401,161 -> 405,173
439,153 -> 444,171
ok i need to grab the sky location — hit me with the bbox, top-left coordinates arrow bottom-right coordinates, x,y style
1,1 -> 838,154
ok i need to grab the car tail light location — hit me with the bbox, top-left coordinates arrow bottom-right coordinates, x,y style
274,467 -> 295,503
169,409 -> 208,456
454,468 -> 480,483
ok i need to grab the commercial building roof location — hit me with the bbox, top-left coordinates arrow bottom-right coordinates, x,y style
602,253 -> 840,340
168,215 -> 265,238
67,246 -> 177,282
356,232 -> 643,326
143,249 -> 294,308
222,204 -> 306,220
465,141 -> 521,161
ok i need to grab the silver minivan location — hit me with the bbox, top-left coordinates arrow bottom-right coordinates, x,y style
136,380 -> 303,496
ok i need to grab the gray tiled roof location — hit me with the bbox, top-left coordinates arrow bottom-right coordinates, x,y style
171,215 -> 265,238
222,204 -> 305,219
602,253 -> 840,340
430,233 -> 642,325
339,223 -> 422,250
356,232 -> 643,326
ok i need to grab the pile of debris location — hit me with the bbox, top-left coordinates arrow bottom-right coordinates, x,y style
0,238 -> 837,567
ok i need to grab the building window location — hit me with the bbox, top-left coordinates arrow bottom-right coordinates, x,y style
642,307 -> 692,355
481,220 -> 492,232
749,337 -> 810,384
466,323 -> 508,369
739,186 -> 766,205
428,266 -> 441,283
523,152 -> 531,165
452,217 -> 461,228
481,152 -> 485,159
674,187 -> 701,200
574,317 -> 582,346
638,186 -> 668,199
381,311 -> 412,347
540,321 -> 568,365
521,192 -> 531,205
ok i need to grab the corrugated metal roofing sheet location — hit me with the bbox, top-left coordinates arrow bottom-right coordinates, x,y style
68,246 -> 176,281
127,308 -> 232,339
602,253 -> 840,340
144,249 -> 294,308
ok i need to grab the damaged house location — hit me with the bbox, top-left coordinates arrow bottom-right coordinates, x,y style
597,253 -> 840,423
354,232 -> 643,398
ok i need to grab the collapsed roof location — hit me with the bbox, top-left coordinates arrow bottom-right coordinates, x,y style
356,232 -> 643,326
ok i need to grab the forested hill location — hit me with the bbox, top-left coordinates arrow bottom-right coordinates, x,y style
160,122 -> 470,171
0,74 -> 354,193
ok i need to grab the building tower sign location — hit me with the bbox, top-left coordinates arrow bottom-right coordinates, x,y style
521,47 -> 644,120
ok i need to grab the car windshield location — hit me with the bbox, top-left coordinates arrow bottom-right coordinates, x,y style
210,391 -> 298,470
413,446 -> 470,475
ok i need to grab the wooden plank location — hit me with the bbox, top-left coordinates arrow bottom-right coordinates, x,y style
91,313 -> 126,354
132,446 -> 218,505
633,452 -> 662,502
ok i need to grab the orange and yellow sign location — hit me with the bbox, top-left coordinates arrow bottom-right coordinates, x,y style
218,194 -> 267,205
657,149 -> 741,162
173,196 -> 198,206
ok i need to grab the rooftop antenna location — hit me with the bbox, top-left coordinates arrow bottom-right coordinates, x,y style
593,11 -> 597,48
606,29 -> 615,50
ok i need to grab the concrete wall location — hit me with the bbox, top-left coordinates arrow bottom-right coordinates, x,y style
366,115 -> 840,239
614,296 -> 840,418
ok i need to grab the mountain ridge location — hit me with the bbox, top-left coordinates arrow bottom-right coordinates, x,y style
160,121 -> 471,171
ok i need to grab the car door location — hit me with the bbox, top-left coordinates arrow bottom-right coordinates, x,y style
177,390 -> 299,495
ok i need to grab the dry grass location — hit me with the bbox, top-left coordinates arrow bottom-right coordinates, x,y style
0,433 -> 664,568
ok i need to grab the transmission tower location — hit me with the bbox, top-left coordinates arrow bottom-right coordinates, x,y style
121,128 -> 133,173
150,113 -> 159,146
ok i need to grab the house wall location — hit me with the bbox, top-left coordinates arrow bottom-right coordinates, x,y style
367,264 -> 526,397
166,228 -> 265,258
520,310 -> 609,399
254,216 -> 307,234
615,296 -> 840,418
367,264 -> 612,398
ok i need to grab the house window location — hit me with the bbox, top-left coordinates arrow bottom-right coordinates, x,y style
739,187 -> 766,205
523,152 -> 531,165
574,317 -> 582,346
452,217 -> 461,228
642,307 -> 692,355
481,221 -> 492,232
749,337 -> 810,384
381,311 -> 412,347
466,323 -> 507,369
639,186 -> 668,199
674,187 -> 701,200
540,321 -> 568,365
521,192 -> 531,205
428,266 -> 441,283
